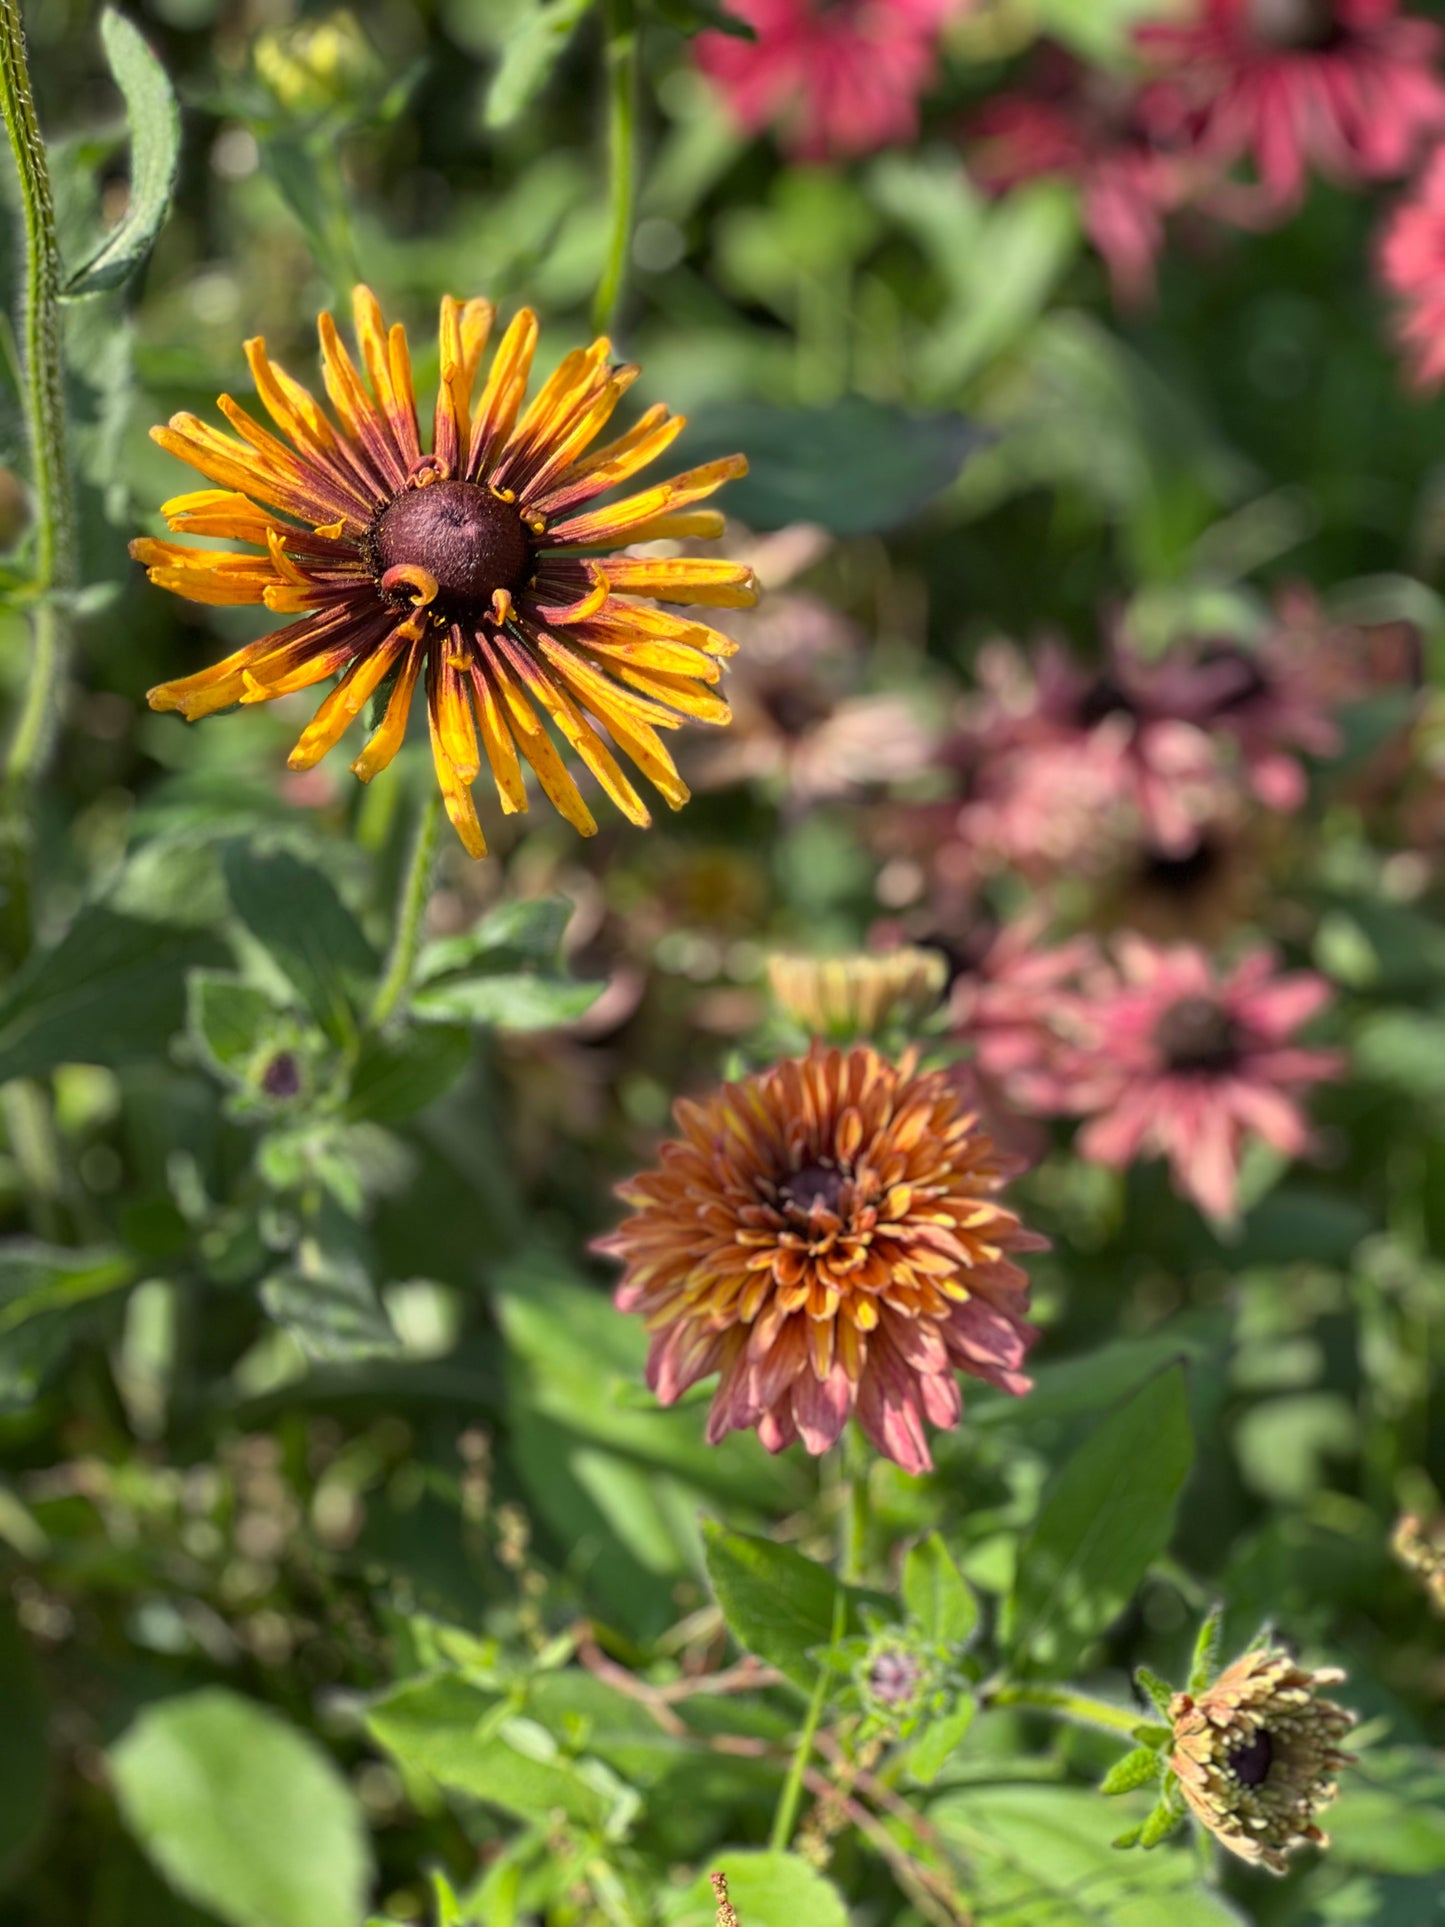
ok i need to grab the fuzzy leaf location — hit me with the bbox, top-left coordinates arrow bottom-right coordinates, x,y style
1139,1797 -> 1186,1849
484,0 -> 595,129
902,1532 -> 979,1647
905,1693 -> 976,1785
1187,1606 -> 1223,1697
1136,1668 -> 1177,1720
63,10 -> 180,296
1101,1747 -> 1164,1796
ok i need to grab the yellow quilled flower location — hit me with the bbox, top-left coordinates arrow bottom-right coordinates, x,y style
133,286 -> 757,856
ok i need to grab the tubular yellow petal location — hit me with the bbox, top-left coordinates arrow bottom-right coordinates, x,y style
470,661 -> 528,814
470,308 -> 539,478
547,455 -> 748,548
500,339 -> 612,485
611,663 -> 732,724
535,631 -> 685,732
389,322 -> 421,462
598,556 -> 760,608
489,640 -> 598,835
533,404 -> 686,514
160,489 -> 281,543
512,365 -> 639,502
352,286 -> 421,468
151,419 -> 347,528
427,705 -> 488,859
429,635 -> 481,783
317,311 -> 401,488
244,337 -> 340,457
531,562 -> 609,626
287,628 -> 410,770
499,634 -> 650,827
613,509 -> 727,544
433,295 -> 470,480
573,600 -> 740,658
147,636 -> 278,718
351,638 -> 425,782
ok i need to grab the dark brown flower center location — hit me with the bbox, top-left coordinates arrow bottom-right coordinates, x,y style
784,1162 -> 847,1218
1226,1727 -> 1275,1788
260,1050 -> 302,1099
1154,994 -> 1241,1072
1075,672 -> 1137,729
1140,835 -> 1223,898
373,479 -> 530,614
1246,0 -> 1340,50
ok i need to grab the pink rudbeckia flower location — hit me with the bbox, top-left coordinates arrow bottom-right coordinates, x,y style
966,46 -> 1192,304
1056,939 -> 1343,1223
1138,0 -> 1445,212
1379,144 -> 1445,386
696,0 -> 964,160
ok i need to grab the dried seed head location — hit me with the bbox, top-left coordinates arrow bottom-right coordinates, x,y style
1169,1648 -> 1355,1874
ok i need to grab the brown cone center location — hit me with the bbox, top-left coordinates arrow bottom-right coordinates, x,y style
784,1162 -> 847,1219
374,479 -> 530,613
1226,1728 -> 1275,1788
1154,994 -> 1241,1073
1246,0 -> 1339,49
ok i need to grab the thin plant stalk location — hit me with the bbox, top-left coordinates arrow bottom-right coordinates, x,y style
368,786 -> 443,1029
767,1584 -> 844,1852
592,0 -> 638,335
0,0 -> 77,952
985,1681 -> 1153,1738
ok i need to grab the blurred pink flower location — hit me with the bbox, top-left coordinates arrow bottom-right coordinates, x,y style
685,525 -> 936,803
950,918 -> 1105,1116
1053,938 -> 1343,1222
1138,0 -> 1445,211
966,47 -> 1192,303
1379,144 -> 1445,385
696,0 -> 965,159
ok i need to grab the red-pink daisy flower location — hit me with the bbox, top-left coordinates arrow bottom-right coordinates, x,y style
950,917 -> 1106,1117
966,46 -> 1192,303
1379,143 -> 1445,385
695,0 -> 963,160
1054,938 -> 1343,1222
1138,0 -> 1445,212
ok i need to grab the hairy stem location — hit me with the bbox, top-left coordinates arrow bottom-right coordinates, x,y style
0,0 -> 76,959
592,0 -> 637,335
368,787 -> 443,1029
984,1682 -> 1152,1738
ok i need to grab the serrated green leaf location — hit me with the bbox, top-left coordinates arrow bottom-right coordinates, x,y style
187,970 -> 297,1082
1187,1606 -> 1223,1697
110,1688 -> 372,1927
1007,1364 -> 1194,1676
902,1532 -> 978,1647
1137,1669 -> 1178,1720
63,10 -> 180,296
1139,1797 -> 1186,1850
1101,1747 -> 1164,1796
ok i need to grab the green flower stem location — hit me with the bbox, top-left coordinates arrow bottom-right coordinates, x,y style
985,1682 -> 1151,1738
840,1423 -> 869,1585
592,0 -> 637,336
768,1585 -> 844,1852
0,0 -> 77,956
367,786 -> 443,1030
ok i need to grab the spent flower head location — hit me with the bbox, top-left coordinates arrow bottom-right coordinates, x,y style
768,947 -> 948,1041
1168,1646 -> 1355,1874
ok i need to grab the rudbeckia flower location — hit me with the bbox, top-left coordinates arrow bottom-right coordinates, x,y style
599,1042 -> 1042,1475
133,287 -> 756,856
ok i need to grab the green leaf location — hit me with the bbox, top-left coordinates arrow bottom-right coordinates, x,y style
663,1852 -> 848,1927
1033,0 -> 1167,63
902,1532 -> 978,1648
260,1251 -> 401,1362
1186,1606 -> 1223,1697
1101,1747 -> 1164,1796
1007,1364 -> 1194,1676
110,1688 -> 372,1927
703,1524 -> 873,1692
62,9 -> 180,297
1328,1752 -> 1445,1874
1136,1669 -> 1177,1720
0,906 -> 211,1085
365,1674 -> 638,1836
0,1595 -> 48,1882
411,898 -> 599,1032
933,1786 -> 1235,1925
224,848 -> 377,1042
348,1026 -> 472,1123
187,970 -> 298,1082
484,0 -> 595,128
904,1692 -> 976,1786
0,1243 -> 135,1340
1139,1796 -> 1186,1850
678,398 -> 983,535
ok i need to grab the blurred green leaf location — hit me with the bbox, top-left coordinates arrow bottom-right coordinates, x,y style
260,1250 -> 401,1362
1007,1364 -> 1194,1676
366,1674 -> 638,1835
0,907 -> 211,1085
411,897 -> 600,1031
933,1786 -> 1236,1924
186,971 -> 298,1083
664,1853 -> 848,1927
704,1524 -> 870,1691
348,1025 -> 472,1123
62,10 -> 180,297
110,1688 -> 373,1927
224,848 -> 376,1043
484,0 -> 595,129
0,1595 -> 48,1884
681,398 -> 983,535
902,1533 -> 978,1647
0,1243 -> 135,1339
1033,0 -> 1168,63
1329,1753 -> 1445,1874
904,1693 -> 976,1785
